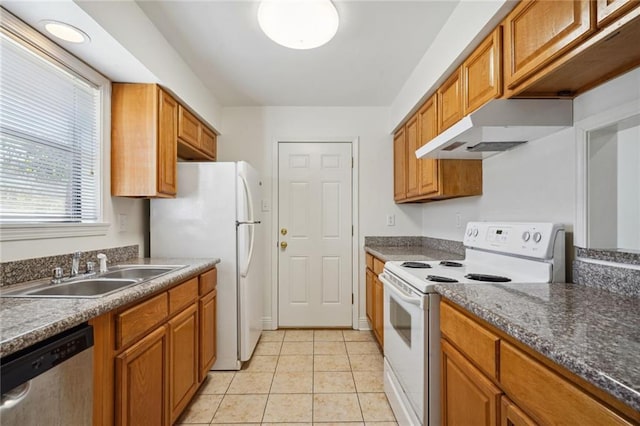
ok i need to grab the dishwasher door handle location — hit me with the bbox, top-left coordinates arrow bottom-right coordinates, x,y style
0,382 -> 31,410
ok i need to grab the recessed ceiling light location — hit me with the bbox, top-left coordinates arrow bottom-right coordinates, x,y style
258,0 -> 339,50
41,20 -> 90,44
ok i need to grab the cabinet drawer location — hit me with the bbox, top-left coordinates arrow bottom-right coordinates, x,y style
366,253 -> 374,270
373,258 -> 385,275
500,341 -> 633,425
440,302 -> 499,380
116,293 -> 168,349
169,277 -> 198,315
199,268 -> 217,296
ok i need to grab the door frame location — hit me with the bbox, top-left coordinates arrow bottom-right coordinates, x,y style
270,137 -> 360,330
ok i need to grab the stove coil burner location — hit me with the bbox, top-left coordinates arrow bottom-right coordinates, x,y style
440,261 -> 463,267
400,262 -> 432,269
426,275 -> 459,283
465,273 -> 511,283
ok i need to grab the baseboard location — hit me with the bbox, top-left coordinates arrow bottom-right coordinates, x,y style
262,316 -> 276,330
359,317 -> 371,331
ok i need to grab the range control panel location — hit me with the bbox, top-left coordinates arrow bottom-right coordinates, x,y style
464,222 -> 565,259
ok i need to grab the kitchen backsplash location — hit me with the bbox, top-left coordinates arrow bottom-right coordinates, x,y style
573,248 -> 640,298
0,245 -> 139,287
364,236 -> 465,256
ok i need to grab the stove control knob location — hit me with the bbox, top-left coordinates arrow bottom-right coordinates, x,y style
472,228 -> 478,237
533,232 -> 542,243
466,228 -> 473,236
522,231 -> 531,242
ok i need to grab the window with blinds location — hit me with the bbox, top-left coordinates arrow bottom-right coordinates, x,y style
0,31 -> 101,223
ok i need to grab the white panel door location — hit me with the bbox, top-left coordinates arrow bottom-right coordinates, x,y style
278,142 -> 353,327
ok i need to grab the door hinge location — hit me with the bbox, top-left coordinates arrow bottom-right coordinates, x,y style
352,225 -> 354,236
352,157 -> 354,168
352,293 -> 354,304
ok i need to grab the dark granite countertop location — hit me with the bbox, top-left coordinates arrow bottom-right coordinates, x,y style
435,282 -> 640,413
365,245 -> 465,262
0,258 -> 219,357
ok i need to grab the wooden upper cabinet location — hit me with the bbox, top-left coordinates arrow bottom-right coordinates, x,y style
503,0 -> 595,90
177,105 -> 201,148
393,127 -> 407,201
112,84 -> 177,198
405,113 -> 420,198
417,95 -> 439,196
463,27 -> 503,115
177,105 -> 217,161
597,0 -> 640,27
438,67 -> 464,132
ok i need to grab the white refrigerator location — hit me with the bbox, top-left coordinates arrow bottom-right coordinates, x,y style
150,161 -> 263,370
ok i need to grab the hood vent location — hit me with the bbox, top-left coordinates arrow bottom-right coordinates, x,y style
415,99 -> 573,160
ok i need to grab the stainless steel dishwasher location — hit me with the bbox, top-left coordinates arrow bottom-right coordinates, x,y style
1,323 -> 94,425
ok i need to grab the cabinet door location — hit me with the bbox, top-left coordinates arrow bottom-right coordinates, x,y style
178,105 -> 201,150
438,67 -> 464,132
393,127 -> 407,201
441,339 -> 502,426
597,0 -> 640,26
501,397 -> 538,426
169,303 -> 199,423
373,276 -> 384,348
199,288 -> 217,382
463,27 -> 503,115
157,89 -> 178,196
417,95 -> 439,195
503,0 -> 594,89
366,269 -> 374,324
116,325 -> 169,426
405,113 -> 420,198
201,126 -> 217,160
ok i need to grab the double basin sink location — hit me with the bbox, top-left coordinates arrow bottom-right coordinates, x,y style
2,265 -> 186,299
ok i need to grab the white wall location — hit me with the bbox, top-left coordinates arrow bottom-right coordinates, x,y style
220,106 -> 423,328
420,68 -> 640,247
617,123 -> 640,250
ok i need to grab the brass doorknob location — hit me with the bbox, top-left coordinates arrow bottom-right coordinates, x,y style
280,228 -> 288,236
280,241 -> 288,249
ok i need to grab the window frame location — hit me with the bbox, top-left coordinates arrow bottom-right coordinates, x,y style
0,9 -> 111,241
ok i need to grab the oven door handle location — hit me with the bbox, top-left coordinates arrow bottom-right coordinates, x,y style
379,274 -> 424,308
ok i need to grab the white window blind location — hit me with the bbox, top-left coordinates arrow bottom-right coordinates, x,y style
0,31 -> 101,223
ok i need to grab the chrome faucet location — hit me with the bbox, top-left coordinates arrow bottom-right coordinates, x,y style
70,251 -> 82,278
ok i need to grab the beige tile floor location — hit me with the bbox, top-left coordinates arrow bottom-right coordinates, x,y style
176,329 -> 397,425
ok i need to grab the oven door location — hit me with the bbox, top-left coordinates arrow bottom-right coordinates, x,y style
380,273 -> 427,424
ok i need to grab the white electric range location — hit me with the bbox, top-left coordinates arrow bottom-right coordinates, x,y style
379,222 -> 565,426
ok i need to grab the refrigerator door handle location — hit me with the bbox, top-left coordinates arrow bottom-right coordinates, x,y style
237,220 -> 261,225
239,174 -> 258,278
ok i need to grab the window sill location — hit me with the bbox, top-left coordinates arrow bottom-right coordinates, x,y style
0,223 -> 111,242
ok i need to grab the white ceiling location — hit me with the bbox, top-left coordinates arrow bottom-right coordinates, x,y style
137,0 -> 460,107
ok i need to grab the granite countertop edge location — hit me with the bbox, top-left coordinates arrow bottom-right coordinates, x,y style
434,284 -> 640,413
0,258 -> 220,358
364,245 -> 464,262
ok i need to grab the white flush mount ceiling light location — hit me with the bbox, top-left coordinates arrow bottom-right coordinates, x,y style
258,0 -> 339,50
41,20 -> 90,44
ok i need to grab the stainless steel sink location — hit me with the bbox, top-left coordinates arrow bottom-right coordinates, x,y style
101,267 -> 177,280
1,264 -> 186,298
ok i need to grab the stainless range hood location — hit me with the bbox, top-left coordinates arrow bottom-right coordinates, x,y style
415,99 -> 573,160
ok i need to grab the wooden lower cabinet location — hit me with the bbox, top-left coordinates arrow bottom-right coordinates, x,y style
169,304 -> 199,423
199,288 -> 217,382
501,396 -> 538,426
115,325 -> 169,426
365,253 -> 384,349
440,300 -> 638,426
373,275 -> 384,347
441,339 -> 502,426
365,269 -> 374,324
92,267 -> 218,426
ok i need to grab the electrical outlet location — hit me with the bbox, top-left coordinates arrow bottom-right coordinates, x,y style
386,214 -> 395,226
455,212 -> 462,228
